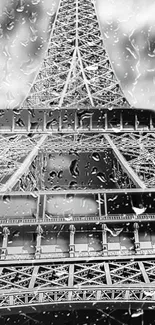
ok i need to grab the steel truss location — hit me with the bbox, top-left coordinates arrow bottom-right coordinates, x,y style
0,108 -> 154,133
0,259 -> 155,313
0,0 -> 154,313
111,133 -> 155,187
1,132 -> 154,192
20,0 -> 129,110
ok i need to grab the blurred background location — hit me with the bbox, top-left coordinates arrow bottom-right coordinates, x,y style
96,0 -> 155,110
0,0 -> 59,109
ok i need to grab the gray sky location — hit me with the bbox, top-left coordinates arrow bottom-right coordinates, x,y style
96,0 -> 155,110
0,0 -> 59,109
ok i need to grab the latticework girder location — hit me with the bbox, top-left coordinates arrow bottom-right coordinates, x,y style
0,134 -> 43,187
0,132 -> 153,192
0,0 -> 154,313
111,133 -> 155,187
21,0 -> 129,110
1,135 -> 48,193
0,260 -> 154,313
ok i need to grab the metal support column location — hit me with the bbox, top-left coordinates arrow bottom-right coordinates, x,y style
102,224 -> 108,255
68,264 -> 74,300
134,223 -> 140,253
69,225 -> 75,258
35,225 -> 43,259
1,227 -> 10,260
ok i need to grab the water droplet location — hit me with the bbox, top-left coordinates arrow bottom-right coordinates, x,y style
6,8 -> 15,19
91,167 -> 98,175
29,12 -> 38,24
13,231 -> 20,237
30,34 -> 38,42
0,110 -> 4,117
64,215 -> 73,221
7,21 -> 15,31
49,171 -> 57,179
13,108 -> 23,115
32,0 -> 40,4
58,170 -> 63,179
2,195 -> 11,203
16,2 -> 25,13
0,28 -> 3,39
46,119 -> 57,129
97,172 -> 106,183
92,152 -> 100,161
131,309 -> 143,318
69,181 -> 77,189
85,162 -> 90,169
69,160 -> 79,178
30,26 -> 38,42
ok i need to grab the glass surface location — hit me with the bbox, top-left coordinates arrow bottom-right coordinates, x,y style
96,0 -> 155,110
0,0 -> 59,109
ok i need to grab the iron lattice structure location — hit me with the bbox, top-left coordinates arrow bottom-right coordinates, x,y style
0,132 -> 155,192
0,260 -> 154,314
21,0 -> 129,110
0,0 -> 154,316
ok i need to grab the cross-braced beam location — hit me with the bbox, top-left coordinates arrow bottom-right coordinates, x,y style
104,134 -> 146,189
0,135 -> 47,192
0,260 -> 154,314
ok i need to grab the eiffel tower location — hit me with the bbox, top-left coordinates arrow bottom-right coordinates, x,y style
0,0 -> 155,323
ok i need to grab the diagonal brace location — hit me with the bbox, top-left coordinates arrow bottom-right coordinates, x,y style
1,135 -> 48,192
104,134 -> 146,189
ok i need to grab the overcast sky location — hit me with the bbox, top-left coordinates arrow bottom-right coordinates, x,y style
96,0 -> 155,110
0,0 -> 59,109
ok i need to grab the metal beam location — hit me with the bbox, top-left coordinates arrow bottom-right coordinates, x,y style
0,255 -> 154,266
28,266 -> 39,289
104,262 -> 112,285
104,134 -> 146,189
1,188 -> 154,196
69,225 -> 75,258
1,109 -> 155,133
134,223 -> 140,252
0,135 -> 47,192
0,212 -> 155,226
138,262 -> 150,283
1,227 -> 10,260
68,264 -> 74,300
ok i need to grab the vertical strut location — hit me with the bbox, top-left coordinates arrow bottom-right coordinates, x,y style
134,223 -> 140,253
69,225 -> 75,257
102,224 -> 108,255
35,225 -> 43,259
1,227 -> 10,260
68,264 -> 74,300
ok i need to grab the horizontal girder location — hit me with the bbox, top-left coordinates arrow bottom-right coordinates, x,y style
0,108 -> 154,133
0,217 -> 154,260
0,189 -> 155,220
0,260 -> 154,313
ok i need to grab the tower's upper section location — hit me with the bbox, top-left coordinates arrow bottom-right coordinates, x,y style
22,0 -> 129,110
